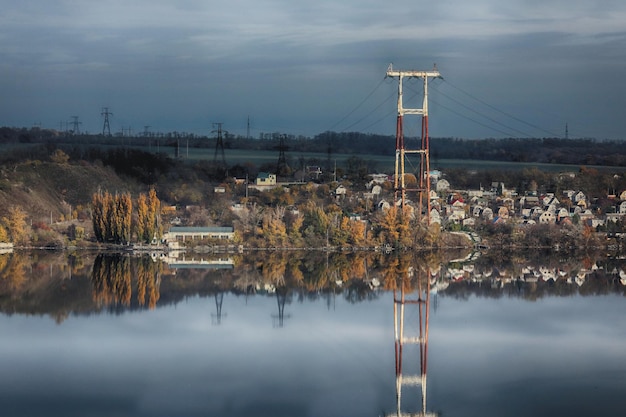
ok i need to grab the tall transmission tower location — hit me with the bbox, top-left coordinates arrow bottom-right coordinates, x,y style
386,64 -> 441,223
212,122 -> 227,167
69,116 -> 81,135
276,134 -> 289,176
101,107 -> 113,137
385,266 -> 437,417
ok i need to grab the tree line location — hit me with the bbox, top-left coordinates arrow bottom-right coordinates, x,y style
4,126 -> 626,167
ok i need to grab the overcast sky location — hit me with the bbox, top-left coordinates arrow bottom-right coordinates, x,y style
2,0 -> 626,140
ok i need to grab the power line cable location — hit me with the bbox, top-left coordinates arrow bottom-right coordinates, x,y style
428,83 -> 536,138
441,78 -> 561,137
341,89 -> 397,132
430,96 -> 522,138
328,76 -> 388,132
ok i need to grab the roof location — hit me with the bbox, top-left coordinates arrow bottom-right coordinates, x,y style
168,226 -> 234,233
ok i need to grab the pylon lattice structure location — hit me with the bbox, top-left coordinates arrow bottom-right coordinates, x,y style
386,64 -> 441,223
276,134 -> 289,176
386,267 -> 437,417
101,107 -> 113,137
70,116 -> 81,135
212,122 -> 227,167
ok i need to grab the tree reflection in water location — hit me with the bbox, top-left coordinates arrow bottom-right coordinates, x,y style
91,254 -> 161,309
0,249 -> 624,322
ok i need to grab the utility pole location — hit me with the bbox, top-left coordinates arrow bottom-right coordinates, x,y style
247,115 -> 250,140
101,107 -> 113,137
386,63 -> 441,223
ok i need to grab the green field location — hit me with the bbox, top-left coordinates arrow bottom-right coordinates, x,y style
2,142 -> 624,174
171,147 -> 625,174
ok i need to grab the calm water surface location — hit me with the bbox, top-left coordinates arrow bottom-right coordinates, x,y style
1,252 -> 625,416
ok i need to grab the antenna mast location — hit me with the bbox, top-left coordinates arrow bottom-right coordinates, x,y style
386,63 -> 441,223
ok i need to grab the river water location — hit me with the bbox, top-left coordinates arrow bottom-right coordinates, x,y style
0,250 -> 625,417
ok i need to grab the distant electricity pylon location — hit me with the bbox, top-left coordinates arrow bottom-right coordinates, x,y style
386,63 -> 441,223
276,134 -> 289,176
212,122 -> 227,167
70,116 -> 81,135
101,107 -> 113,137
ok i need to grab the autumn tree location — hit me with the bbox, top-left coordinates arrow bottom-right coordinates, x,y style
135,193 -> 148,242
91,191 -> 132,244
261,207 -> 288,247
133,189 -> 161,243
146,188 -> 162,241
50,149 -> 69,164
2,206 -> 29,245
0,224 -> 9,243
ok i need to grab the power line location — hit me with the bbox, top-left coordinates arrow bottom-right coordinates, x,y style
340,89 -> 397,132
327,76 -> 388,132
430,96 -> 521,138
441,79 -> 560,137
428,82 -> 536,138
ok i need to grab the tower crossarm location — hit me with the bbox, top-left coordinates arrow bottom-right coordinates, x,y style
386,64 -> 441,80
399,374 -> 425,386
401,336 -> 425,344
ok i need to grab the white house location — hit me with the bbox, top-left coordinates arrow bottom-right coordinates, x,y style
163,226 -> 235,243
573,191 -> 586,204
256,172 -> 276,186
539,211 -> 556,224
436,179 -> 450,192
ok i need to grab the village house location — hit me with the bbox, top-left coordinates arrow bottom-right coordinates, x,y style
539,211 -> 556,224
163,226 -> 235,245
256,172 -> 276,186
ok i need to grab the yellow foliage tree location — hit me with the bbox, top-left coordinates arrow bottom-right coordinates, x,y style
2,206 -> 29,245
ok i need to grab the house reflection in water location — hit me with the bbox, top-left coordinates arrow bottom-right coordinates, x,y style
385,265 -> 437,417
157,251 -> 234,270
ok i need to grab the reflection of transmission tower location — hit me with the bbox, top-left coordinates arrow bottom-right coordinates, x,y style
211,293 -> 226,325
212,122 -> 227,167
386,267 -> 437,417
386,64 -> 441,222
101,107 -> 113,137
271,289 -> 291,328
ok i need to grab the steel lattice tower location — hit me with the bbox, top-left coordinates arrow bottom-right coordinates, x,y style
212,122 -> 227,167
70,116 -> 81,135
276,134 -> 289,176
386,64 -> 441,223
101,107 -> 113,137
